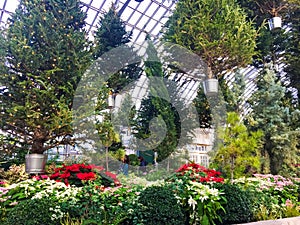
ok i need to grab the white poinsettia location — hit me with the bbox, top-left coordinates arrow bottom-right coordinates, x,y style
188,196 -> 197,210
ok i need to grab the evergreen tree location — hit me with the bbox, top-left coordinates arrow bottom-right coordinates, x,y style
221,70 -> 247,114
247,66 -> 300,174
284,2 -> 300,101
239,0 -> 300,175
94,6 -> 142,93
132,40 -> 197,162
164,0 -> 258,129
239,0 -> 300,101
212,112 -> 263,180
112,93 -> 136,131
93,6 -> 142,164
163,0 -> 258,77
0,0 -> 92,154
193,70 -> 247,128
192,88 -> 213,128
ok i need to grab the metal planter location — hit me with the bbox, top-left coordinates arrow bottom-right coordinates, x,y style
25,154 -> 48,174
268,17 -> 282,30
203,78 -> 218,96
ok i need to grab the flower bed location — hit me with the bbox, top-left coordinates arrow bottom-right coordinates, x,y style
0,163 -> 299,225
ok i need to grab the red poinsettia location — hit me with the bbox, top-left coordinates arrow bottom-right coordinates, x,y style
175,162 -> 224,183
49,163 -> 119,187
104,171 -> 121,186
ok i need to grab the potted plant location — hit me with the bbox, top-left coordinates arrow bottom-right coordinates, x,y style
203,68 -> 219,96
0,0 -> 92,173
254,0 -> 289,30
163,0 -> 258,96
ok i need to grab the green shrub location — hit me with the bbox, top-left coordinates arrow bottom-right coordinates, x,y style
213,183 -> 254,224
0,164 -> 29,184
128,154 -> 139,166
247,188 -> 284,221
59,185 -> 104,223
131,185 -> 185,225
3,198 -> 61,225
60,184 -> 140,225
144,168 -> 169,181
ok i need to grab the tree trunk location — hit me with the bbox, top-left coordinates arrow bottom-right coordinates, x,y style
230,156 -> 235,183
106,146 -> 109,171
31,140 -> 44,154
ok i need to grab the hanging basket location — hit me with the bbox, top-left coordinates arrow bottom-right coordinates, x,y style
268,17 -> 282,30
25,154 -> 48,174
203,78 -> 218,96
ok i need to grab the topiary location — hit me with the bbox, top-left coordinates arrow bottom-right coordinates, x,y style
3,198 -> 61,225
212,183 -> 254,224
132,185 -> 186,225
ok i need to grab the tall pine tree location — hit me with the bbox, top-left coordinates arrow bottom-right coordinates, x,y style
212,112 -> 262,180
132,40 -> 197,162
92,6 -> 142,161
94,6 -> 142,93
247,66 -> 300,174
0,0 -> 92,154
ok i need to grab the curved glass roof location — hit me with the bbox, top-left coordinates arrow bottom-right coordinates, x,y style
0,0 -> 176,42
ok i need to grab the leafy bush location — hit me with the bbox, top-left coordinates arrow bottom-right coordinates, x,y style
59,184 -> 105,223
60,184 -> 141,225
144,168 -> 170,181
2,198 -> 62,225
212,182 -> 253,224
282,199 -> 300,218
165,163 -> 226,225
128,154 -> 139,166
0,164 -> 29,184
131,185 -> 185,225
233,175 -> 300,221
0,178 -> 81,218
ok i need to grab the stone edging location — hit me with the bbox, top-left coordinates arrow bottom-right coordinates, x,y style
234,216 -> 300,225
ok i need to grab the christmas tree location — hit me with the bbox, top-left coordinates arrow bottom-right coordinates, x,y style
0,0 -> 92,155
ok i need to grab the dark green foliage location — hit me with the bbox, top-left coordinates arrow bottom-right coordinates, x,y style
59,185 -> 140,225
247,67 -> 300,174
133,185 -> 186,225
94,6 -> 131,58
193,87 -> 213,128
0,0 -> 92,154
59,185 -> 104,222
93,6 -> 142,162
213,183 -> 254,224
3,198 -> 61,225
133,96 -> 178,161
94,6 -> 142,93
164,0 -> 258,133
0,134 -> 28,166
284,4 -> 300,100
239,0 -> 300,100
128,153 -> 139,166
132,40 -> 197,162
163,0 -> 258,76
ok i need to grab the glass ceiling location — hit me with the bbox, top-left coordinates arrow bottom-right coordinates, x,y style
0,0 -> 176,43
0,0 -> 260,116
